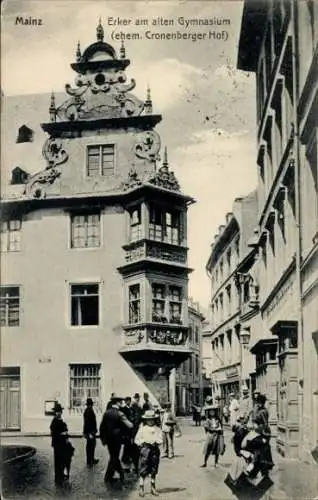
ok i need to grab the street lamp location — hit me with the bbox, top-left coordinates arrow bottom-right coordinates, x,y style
240,328 -> 251,345
239,327 -> 251,395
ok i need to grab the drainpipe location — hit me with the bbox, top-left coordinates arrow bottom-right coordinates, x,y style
291,0 -> 304,457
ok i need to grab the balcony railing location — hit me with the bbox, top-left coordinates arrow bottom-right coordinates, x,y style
124,239 -> 187,266
120,323 -> 189,349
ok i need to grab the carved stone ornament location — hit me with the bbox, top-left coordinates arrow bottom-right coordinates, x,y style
147,165 -> 180,192
125,328 -> 145,346
135,131 -> 161,162
42,138 -> 69,167
24,168 -> 61,199
148,329 -> 186,346
120,168 -> 143,192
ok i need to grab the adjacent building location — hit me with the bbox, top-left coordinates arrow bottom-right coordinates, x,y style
206,191 -> 258,406
175,298 -> 204,415
238,0 -> 318,461
0,22 -> 194,433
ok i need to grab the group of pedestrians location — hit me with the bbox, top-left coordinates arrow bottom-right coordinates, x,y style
49,392 -> 181,497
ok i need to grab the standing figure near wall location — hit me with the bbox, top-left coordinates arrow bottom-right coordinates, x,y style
50,402 -> 74,486
83,398 -> 99,467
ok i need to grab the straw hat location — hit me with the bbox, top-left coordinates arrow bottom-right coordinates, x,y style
142,410 -> 157,420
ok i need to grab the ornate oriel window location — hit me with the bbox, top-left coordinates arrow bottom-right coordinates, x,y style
129,284 -> 141,324
0,220 -> 22,252
151,283 -> 183,324
129,206 -> 142,242
87,144 -> 115,177
71,213 -> 100,248
149,204 -> 182,245
0,286 -> 20,327
152,284 -> 166,321
71,284 -> 99,326
169,286 -> 182,323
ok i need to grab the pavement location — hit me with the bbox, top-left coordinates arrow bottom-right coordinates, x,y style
1,420 -> 317,500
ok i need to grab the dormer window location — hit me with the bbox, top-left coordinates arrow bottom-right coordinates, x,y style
87,144 -> 115,177
16,125 -> 33,143
10,167 -> 29,185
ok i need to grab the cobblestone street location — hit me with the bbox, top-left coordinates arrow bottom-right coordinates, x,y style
2,421 -> 241,500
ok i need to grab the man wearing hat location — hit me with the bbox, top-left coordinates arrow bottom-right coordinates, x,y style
99,396 -> 133,486
50,402 -> 69,486
83,398 -> 98,467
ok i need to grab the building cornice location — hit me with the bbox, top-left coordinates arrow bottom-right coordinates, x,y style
41,114 -> 162,136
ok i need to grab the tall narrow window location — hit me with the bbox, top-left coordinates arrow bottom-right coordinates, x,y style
0,220 -> 22,252
129,284 -> 141,324
71,213 -> 100,248
71,284 -> 99,326
169,286 -> 182,323
129,207 -> 142,242
149,204 -> 181,245
87,145 -> 115,177
165,211 -> 180,245
69,364 -> 101,410
152,284 -> 166,321
0,286 -> 20,327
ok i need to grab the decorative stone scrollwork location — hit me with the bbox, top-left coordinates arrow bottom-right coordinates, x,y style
135,131 -> 161,162
24,168 -> 61,199
148,329 -> 186,346
125,245 -> 145,262
146,244 -> 187,264
120,168 -> 143,192
125,328 -> 145,346
42,138 -> 69,167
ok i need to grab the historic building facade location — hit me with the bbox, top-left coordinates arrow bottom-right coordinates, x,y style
175,299 -> 204,415
238,0 -> 318,460
206,192 -> 258,406
0,22 -> 194,433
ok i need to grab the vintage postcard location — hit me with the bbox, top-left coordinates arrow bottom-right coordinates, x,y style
1,0 -> 317,499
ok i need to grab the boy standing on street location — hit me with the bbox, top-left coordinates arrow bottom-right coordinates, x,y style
135,410 -> 162,497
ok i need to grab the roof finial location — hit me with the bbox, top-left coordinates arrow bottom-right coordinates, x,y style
120,40 -> 126,59
162,146 -> 168,168
49,91 -> 56,123
76,41 -> 81,62
97,17 -> 104,42
144,85 -> 153,114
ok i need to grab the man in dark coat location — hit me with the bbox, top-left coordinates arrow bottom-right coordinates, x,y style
50,402 -> 69,486
120,397 -> 133,469
83,398 -> 99,466
99,396 -> 133,485
130,393 -> 143,474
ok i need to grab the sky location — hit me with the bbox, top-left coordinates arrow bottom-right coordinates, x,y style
1,0 -> 258,313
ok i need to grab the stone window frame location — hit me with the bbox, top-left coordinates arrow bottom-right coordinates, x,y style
69,363 -> 101,412
70,283 -> 100,327
86,143 -> 115,177
0,219 -> 22,252
70,212 -> 101,249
